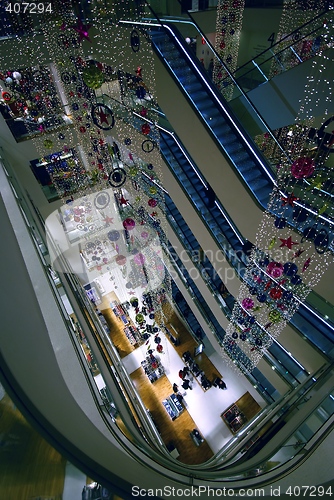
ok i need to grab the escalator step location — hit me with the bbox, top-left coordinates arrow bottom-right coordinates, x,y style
237,158 -> 258,171
196,99 -> 215,113
190,91 -> 212,105
202,107 -> 222,119
187,83 -> 203,94
234,152 -> 254,166
215,137 -> 237,151
175,66 -> 193,77
253,177 -> 271,189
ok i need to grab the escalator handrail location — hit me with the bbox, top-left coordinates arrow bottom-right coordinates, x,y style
128,18 -> 334,224
166,4 -> 331,84
153,126 -> 334,346
126,18 -> 278,185
102,95 -> 334,344
140,0 -> 290,162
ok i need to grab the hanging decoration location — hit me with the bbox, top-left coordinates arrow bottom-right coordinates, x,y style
0,0 -> 173,323
48,2 -> 170,319
269,0 -> 330,78
213,0 -> 245,101
221,14 -> 334,373
92,103 -> 115,130
82,62 -> 105,89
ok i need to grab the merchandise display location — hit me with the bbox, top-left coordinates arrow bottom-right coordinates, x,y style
221,403 -> 248,434
141,355 -> 164,383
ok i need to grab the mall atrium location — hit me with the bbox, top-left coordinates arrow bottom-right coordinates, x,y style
0,0 -> 333,498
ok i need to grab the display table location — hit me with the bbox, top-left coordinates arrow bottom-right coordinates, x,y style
141,355 -> 164,383
120,314 -> 129,326
221,403 -> 247,434
190,429 -> 204,446
162,393 -> 184,420
181,351 -> 212,391
170,393 -> 183,414
124,325 -> 140,345
110,301 -> 129,325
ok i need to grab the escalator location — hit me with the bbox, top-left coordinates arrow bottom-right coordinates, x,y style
146,18 -> 334,252
102,93 -> 334,369
160,130 -> 245,254
165,192 -> 235,299
149,23 -> 274,209
166,195 -> 308,390
138,155 -> 311,388
145,23 -> 334,348
158,127 -> 334,354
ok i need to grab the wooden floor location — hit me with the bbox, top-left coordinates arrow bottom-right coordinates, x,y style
96,295 -> 238,464
99,294 -> 222,382
95,296 -> 260,465
131,367 -> 214,465
99,291 -> 143,358
0,394 -> 66,500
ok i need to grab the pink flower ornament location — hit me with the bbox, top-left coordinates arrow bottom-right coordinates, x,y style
242,298 -> 254,310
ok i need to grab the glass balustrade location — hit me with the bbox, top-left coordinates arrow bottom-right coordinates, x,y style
1,146 -> 334,485
0,149 -> 167,456
91,95 -> 332,387
0,1 -> 334,482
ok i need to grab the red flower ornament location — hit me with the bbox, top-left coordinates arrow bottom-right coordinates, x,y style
142,123 -> 150,135
291,157 -> 315,179
269,287 -> 282,300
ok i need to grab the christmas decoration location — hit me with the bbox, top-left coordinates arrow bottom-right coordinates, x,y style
222,7 -> 334,372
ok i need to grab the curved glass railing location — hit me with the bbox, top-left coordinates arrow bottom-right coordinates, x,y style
2,141 -> 334,488
0,149 -> 280,471
0,150 -> 173,460
234,10 -> 333,89
152,1 -> 332,93
218,397 -> 334,479
248,391 -> 334,475
208,363 -> 333,468
0,137 -> 283,466
2,146 -> 284,464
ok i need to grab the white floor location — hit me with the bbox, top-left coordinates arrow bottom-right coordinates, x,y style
123,331 -> 265,454
92,267 -> 267,455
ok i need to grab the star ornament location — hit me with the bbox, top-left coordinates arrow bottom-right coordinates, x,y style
103,216 -> 114,225
98,108 -> 109,125
119,196 -> 129,206
71,19 -> 92,42
281,192 -> 298,207
302,258 -> 311,272
279,236 -> 298,249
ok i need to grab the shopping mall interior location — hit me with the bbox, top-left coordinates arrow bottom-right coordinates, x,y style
0,0 -> 334,499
